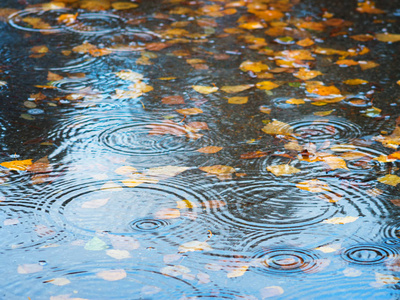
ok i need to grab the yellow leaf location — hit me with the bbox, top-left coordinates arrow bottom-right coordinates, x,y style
196,146 -> 223,153
154,208 -> 181,219
239,61 -> 269,73
81,198 -> 109,209
377,174 -> 400,186
322,216 -> 359,224
114,166 -> 137,175
31,45 -> 49,54
176,199 -> 197,209
256,81 -> 279,90
178,240 -> 212,253
0,159 -> 32,171
373,272 -> 400,286
176,108 -> 203,115
293,68 -> 322,80
129,81 -> 153,93
296,179 -> 331,193
315,244 -> 341,253
111,2 -> 138,9
96,269 -> 127,281
343,79 -> 368,85
192,85 -> 218,94
286,98 -> 305,105
220,84 -> 253,93
158,77 -> 176,80
322,156 -> 348,170
314,110 -> 334,116
262,120 -> 293,135
267,164 -> 301,176
375,33 -> 400,43
227,265 -> 249,278
72,42 -> 97,54
146,166 -> 189,178
228,96 -> 248,104
115,70 -> 144,82
199,165 -> 235,175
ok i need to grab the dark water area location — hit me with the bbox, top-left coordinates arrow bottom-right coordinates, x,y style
0,0 -> 400,299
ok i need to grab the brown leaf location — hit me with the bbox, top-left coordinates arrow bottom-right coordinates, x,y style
197,146 -> 223,153
162,95 -> 185,104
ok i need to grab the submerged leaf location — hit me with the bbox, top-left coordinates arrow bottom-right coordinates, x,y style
178,240 -> 212,253
323,216 -> 359,224
97,269 -> 127,281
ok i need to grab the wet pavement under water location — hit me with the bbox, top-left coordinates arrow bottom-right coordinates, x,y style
0,0 -> 400,299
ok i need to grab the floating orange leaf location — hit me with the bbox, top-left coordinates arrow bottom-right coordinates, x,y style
267,164 -> 301,176
375,33 -> 400,43
293,68 -> 322,80
200,165 -> 235,175
335,59 -> 359,66
178,240 -> 212,253
322,156 -> 349,170
323,216 -> 359,224
227,265 -> 249,278
192,85 -> 218,94
343,79 -> 368,85
377,174 -> 400,186
0,159 -> 32,171
306,83 -> 341,96
176,108 -> 203,115
256,81 -> 279,90
197,146 -> 223,153
296,179 -> 331,193
297,38 -> 315,47
350,34 -> 374,41
220,84 -> 253,93
239,61 -> 269,73
262,120 -> 293,135
359,60 -> 379,70
228,96 -> 248,104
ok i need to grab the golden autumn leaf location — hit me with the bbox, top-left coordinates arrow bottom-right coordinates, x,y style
199,165 -> 235,175
228,96 -> 248,104
22,17 -> 52,30
314,110 -> 334,116
96,269 -> 127,281
359,61 -> 379,70
227,265 -> 249,278
306,83 -> 341,96
375,33 -> 400,43
296,179 -> 331,193
192,85 -> 218,94
377,174 -> 400,186
115,70 -> 144,82
322,216 -> 359,224
72,42 -> 97,54
176,108 -> 203,115
197,146 -> 223,153
343,79 -> 368,85
220,84 -> 253,93
256,81 -> 279,90
0,159 -> 32,171
350,34 -> 374,41
262,120 -> 293,135
176,199 -> 197,209
286,98 -> 305,105
335,59 -> 359,66
357,2 -> 385,14
297,38 -> 315,47
154,208 -> 181,219
267,164 -> 301,176
178,240 -> 212,253
111,2 -> 138,10
294,68 -> 323,80
239,61 -> 269,73
322,156 -> 349,170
